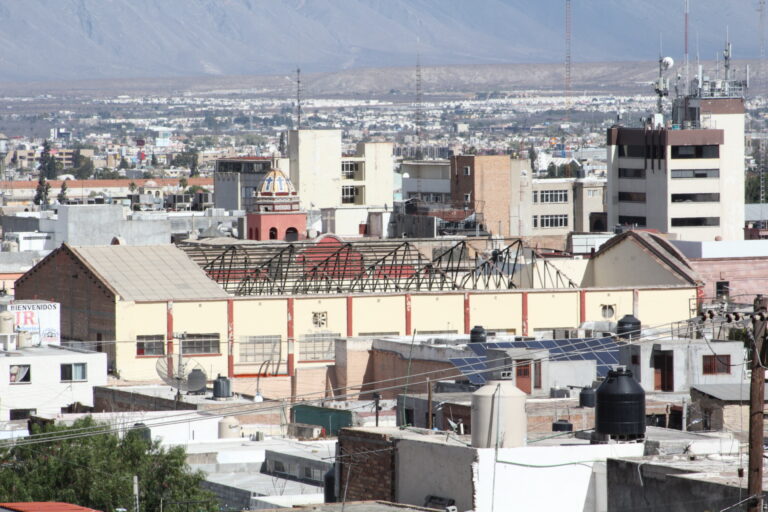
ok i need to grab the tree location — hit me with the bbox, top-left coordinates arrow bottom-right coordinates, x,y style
179,177 -> 188,191
128,181 -> 137,193
73,156 -> 94,180
57,180 -> 68,204
39,140 -> 60,179
33,175 -> 50,206
278,132 -> 286,156
0,418 -> 216,512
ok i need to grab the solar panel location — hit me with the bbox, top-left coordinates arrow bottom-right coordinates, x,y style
449,357 -> 488,385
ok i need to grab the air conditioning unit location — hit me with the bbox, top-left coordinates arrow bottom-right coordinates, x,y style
500,370 -> 513,379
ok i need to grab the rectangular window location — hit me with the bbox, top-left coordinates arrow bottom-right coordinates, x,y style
342,161 -> 358,179
239,335 -> 281,363
671,145 -> 719,159
671,169 -> 720,179
10,364 -> 30,384
587,189 -> 600,197
703,355 -> 730,374
532,191 -> 538,203
716,281 -> 730,299
618,168 -> 646,179
60,363 -> 87,382
631,354 -> 640,365
539,214 -> 568,228
464,193 -> 471,202
299,332 -> 340,361
342,186 -> 357,204
671,193 -> 720,203
618,191 -> 646,203
180,333 -> 220,355
532,215 -> 538,228
671,217 -> 720,227
618,145 -> 646,158
463,166 -> 471,176
618,215 -> 647,226
9,409 -> 36,420
136,335 -> 165,356
534,360 -> 542,389
539,190 -> 568,203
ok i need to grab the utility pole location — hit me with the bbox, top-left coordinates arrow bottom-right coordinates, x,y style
373,392 -> 381,427
748,294 -> 768,512
427,378 -> 433,430
133,475 -> 140,512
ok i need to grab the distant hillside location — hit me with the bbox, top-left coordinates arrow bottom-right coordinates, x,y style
0,0 -> 760,83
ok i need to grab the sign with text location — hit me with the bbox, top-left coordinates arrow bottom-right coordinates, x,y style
8,302 -> 61,345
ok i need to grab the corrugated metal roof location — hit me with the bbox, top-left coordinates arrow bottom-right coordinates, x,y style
71,244 -> 228,301
0,503 -> 102,512
692,383 -> 753,402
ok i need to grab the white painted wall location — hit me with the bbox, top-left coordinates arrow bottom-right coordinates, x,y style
0,346 -> 107,421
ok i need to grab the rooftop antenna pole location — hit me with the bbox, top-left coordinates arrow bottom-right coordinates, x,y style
296,67 -> 302,130
415,45 -> 423,144
684,0 -> 690,91
564,0 -> 572,122
724,26 -> 732,81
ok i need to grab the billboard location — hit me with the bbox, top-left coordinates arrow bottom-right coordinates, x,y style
8,302 -> 61,345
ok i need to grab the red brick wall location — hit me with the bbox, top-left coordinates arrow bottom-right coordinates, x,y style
364,350 -> 457,399
688,257 -> 768,301
337,428 -> 396,502
15,246 -> 116,342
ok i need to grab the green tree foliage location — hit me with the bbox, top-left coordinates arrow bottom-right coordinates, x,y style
746,172 -> 762,203
57,180 -> 68,204
39,140 -> 61,179
179,177 -> 188,191
73,156 -> 95,180
33,175 -> 50,206
0,418 -> 216,512
171,151 -> 199,176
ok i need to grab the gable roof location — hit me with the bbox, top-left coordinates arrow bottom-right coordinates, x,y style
593,230 -> 701,285
68,244 -> 229,301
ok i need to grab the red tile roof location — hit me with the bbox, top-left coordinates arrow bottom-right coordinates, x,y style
0,503 -> 102,512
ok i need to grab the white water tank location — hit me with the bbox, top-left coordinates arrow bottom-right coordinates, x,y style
218,416 -> 240,439
16,331 -> 32,349
471,380 -> 527,448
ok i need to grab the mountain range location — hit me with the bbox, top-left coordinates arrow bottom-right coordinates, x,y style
0,0 -> 761,83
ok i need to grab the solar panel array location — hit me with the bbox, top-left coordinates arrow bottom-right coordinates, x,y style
449,337 -> 620,384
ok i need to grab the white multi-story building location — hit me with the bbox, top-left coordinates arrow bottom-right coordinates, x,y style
288,129 -> 394,211
607,49 -> 746,241
0,344 -> 107,421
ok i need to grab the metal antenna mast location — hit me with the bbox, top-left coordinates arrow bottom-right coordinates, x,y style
564,0 -> 572,121
415,49 -> 424,145
296,67 -> 302,130
684,0 -> 689,91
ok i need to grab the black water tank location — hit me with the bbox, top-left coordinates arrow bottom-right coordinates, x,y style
324,468 -> 336,503
131,422 -> 152,445
552,419 -> 573,432
470,325 -> 487,344
213,374 -> 232,398
579,386 -> 596,408
595,368 -> 645,440
616,314 -> 641,341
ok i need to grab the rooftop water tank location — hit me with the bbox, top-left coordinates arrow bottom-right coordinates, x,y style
213,374 -> 232,399
595,368 -> 645,441
218,416 -> 240,439
616,314 -> 641,341
471,380 -> 526,448
0,311 -> 14,335
579,386 -> 596,408
552,419 -> 573,432
187,368 -> 207,394
470,325 -> 487,344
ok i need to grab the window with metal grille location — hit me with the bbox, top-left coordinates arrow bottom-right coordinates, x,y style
342,161 -> 359,179
702,355 -> 730,374
299,332 -> 339,361
136,335 -> 164,356
180,333 -> 220,355
239,335 -> 281,363
539,214 -> 568,228
539,190 -> 568,203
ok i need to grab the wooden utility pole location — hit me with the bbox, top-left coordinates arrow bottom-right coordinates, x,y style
748,295 -> 768,511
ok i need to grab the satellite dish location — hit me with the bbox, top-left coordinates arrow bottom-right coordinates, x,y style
661,57 -> 674,70
156,354 -> 208,394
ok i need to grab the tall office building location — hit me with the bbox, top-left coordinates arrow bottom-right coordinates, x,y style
607,43 -> 746,241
